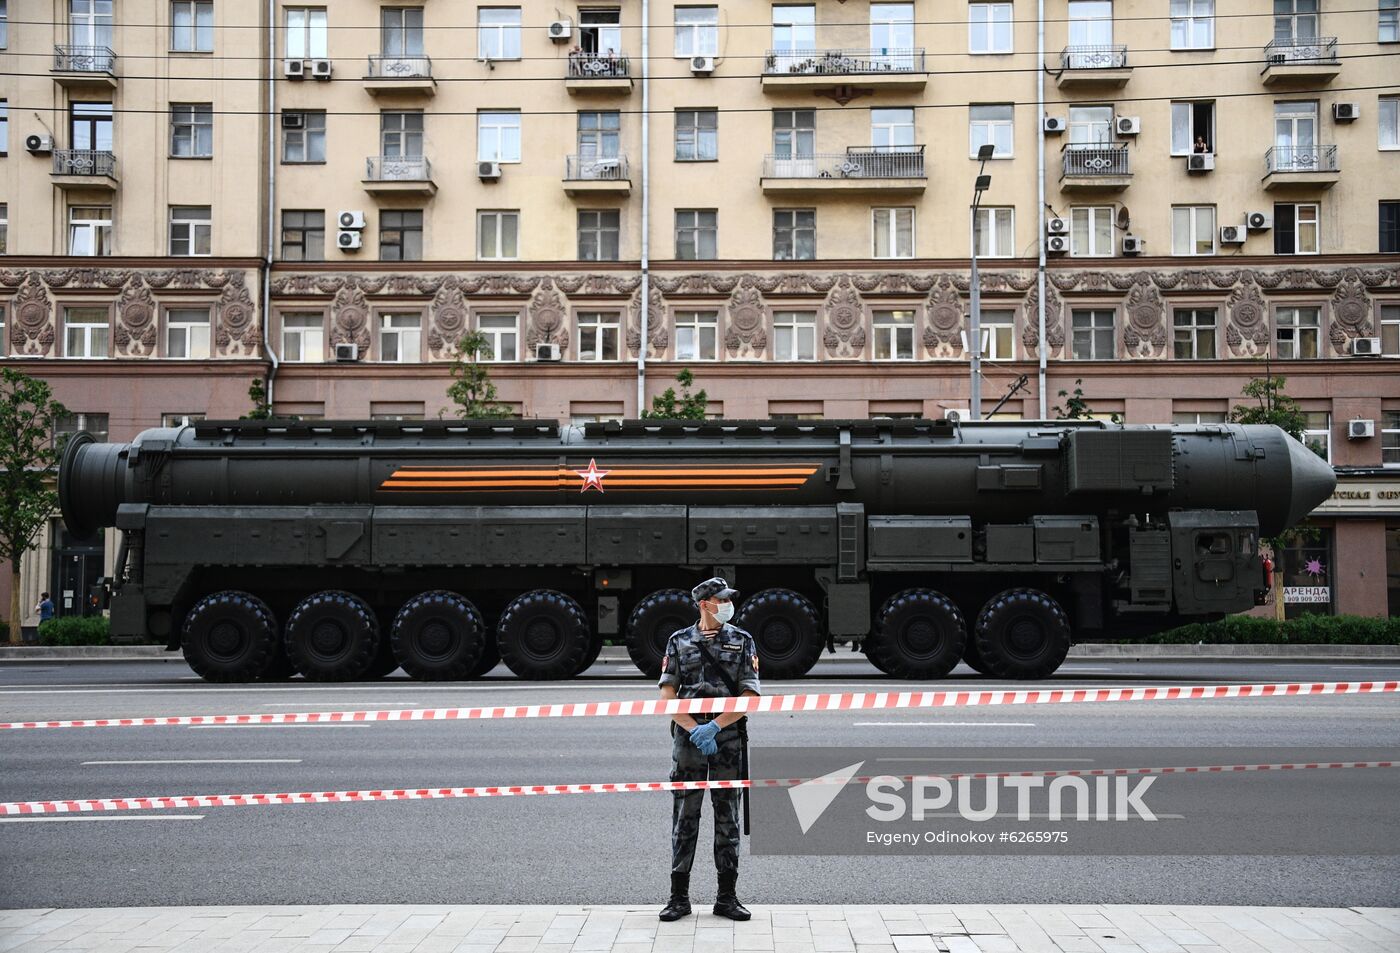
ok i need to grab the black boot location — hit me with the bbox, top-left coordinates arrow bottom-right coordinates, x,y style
659,873 -> 692,921
713,870 -> 751,921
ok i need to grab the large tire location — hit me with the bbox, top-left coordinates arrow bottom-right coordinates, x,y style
625,589 -> 694,678
866,589 -> 966,679
468,632 -> 501,678
390,590 -> 486,681
258,644 -> 299,681
365,639 -> 403,679
284,590 -> 381,681
181,590 -> 279,683
735,588 -> 824,680
573,635 -> 605,675
496,590 -> 591,680
974,588 -> 1072,679
961,637 -> 993,676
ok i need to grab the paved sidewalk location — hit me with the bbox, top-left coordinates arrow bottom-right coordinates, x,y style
1,905 -> 1397,953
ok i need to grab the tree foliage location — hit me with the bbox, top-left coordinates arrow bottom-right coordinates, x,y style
243,378 -> 272,420
1228,373 -> 1308,443
446,331 -> 512,419
1053,379 -> 1120,423
642,368 -> 708,420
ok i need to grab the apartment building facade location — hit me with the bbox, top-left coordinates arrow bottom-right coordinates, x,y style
1,0 -> 1398,628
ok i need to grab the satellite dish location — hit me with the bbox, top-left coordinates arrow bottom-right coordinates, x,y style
1116,206 -> 1131,231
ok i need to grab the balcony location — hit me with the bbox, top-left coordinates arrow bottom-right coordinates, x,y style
565,53 -> 633,95
363,55 -> 436,95
1261,37 -> 1341,84
1056,45 -> 1131,88
564,155 -> 631,195
1059,144 -> 1132,190
1263,145 -> 1340,189
362,155 -> 436,196
51,150 -> 118,190
760,48 -> 927,91
760,146 -> 926,194
52,45 -> 117,88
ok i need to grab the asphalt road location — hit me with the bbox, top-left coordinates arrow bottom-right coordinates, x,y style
1,656 -> 1397,910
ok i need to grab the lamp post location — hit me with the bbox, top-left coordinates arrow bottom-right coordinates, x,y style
968,142 -> 995,421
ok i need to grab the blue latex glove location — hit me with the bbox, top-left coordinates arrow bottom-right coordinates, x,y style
689,721 -> 721,755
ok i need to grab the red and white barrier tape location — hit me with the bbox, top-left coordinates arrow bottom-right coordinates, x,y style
2,761 -> 1393,817
1,680 -> 1396,732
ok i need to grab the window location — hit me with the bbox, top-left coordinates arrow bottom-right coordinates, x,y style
675,311 -> 719,361
161,413 -> 205,427
1381,305 -> 1400,356
1172,206 -> 1216,256
478,7 -> 521,59
578,111 -> 620,160
0,99 -> 7,155
1071,309 -> 1115,360
378,314 -> 422,363
285,8 -> 327,59
0,0 -> 6,49
771,5 -> 815,57
171,0 -> 213,52
1383,410 -> 1400,465
165,308 -> 210,359
381,111 -> 423,157
477,211 -> 519,261
381,6 -> 424,56
280,210 -> 324,262
1170,0 -> 1214,48
169,104 -> 212,157
578,210 -> 620,261
379,210 -> 423,261
1173,411 -> 1228,424
873,207 -> 914,258
68,206 -> 112,256
1274,203 -> 1319,255
478,111 -> 521,163
578,312 -> 621,361
973,207 -> 1014,258
773,109 -> 815,161
1170,101 -> 1215,154
578,8 -> 621,56
169,206 -> 211,256
1384,0 -> 1399,42
1384,202 -> 1400,253
1303,411 -> 1331,462
1274,0 -> 1318,42
675,109 -> 717,161
674,6 -> 718,56
1276,307 -> 1321,359
979,310 -> 1015,360
1068,104 -> 1113,145
281,111 -> 325,163
281,313 -> 324,363
1273,100 -> 1319,172
1068,0 -> 1114,48
871,107 -> 915,149
69,0 -> 112,48
773,209 -> 815,260
969,2 -> 1013,53
969,105 -> 1013,157
1173,308 -> 1217,359
873,311 -> 915,361
0,202 -> 6,255
55,413 -> 109,444
63,308 -> 108,358
870,4 -> 914,67
478,314 -> 518,362
1381,97 -> 1399,149
70,101 -> 112,152
675,209 -> 717,260
772,311 -> 816,361
1070,207 -> 1113,257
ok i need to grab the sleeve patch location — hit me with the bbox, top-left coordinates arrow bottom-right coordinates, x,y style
661,654 -> 668,672
752,654 -> 760,673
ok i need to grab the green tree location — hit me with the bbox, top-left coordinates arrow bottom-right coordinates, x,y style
0,369 -> 68,646
1053,379 -> 1120,423
243,378 -> 272,420
446,331 -> 512,419
642,368 -> 708,420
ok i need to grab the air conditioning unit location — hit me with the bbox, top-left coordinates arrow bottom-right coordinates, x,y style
1187,153 -> 1215,172
337,230 -> 363,251
1332,102 -> 1359,122
1043,116 -> 1066,134
337,210 -> 366,230
1348,418 -> 1375,439
311,59 -> 333,79
1122,234 -> 1146,255
1046,234 -> 1069,254
281,112 -> 306,129
283,58 -> 305,79
1046,217 -> 1069,236
24,134 -> 55,155
1219,225 -> 1246,244
547,19 -> 572,41
334,343 -> 359,362
690,55 -> 715,75
535,342 -> 562,362
1115,116 -> 1141,135
478,161 -> 501,180
1350,337 -> 1383,357
1246,211 -> 1272,231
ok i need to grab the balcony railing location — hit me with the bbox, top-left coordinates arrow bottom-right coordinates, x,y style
762,145 -> 926,179
565,154 -> 630,180
366,54 -> 432,79
365,155 -> 432,181
567,52 -> 630,78
1062,143 -> 1131,177
1263,36 -> 1339,65
52,149 -> 117,177
53,44 -> 116,73
763,48 -> 925,75
1060,44 -> 1128,69
1265,145 -> 1338,174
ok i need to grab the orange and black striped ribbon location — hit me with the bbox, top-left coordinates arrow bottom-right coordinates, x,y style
379,462 -> 820,492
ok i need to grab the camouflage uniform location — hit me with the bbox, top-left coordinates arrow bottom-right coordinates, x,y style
658,623 -> 761,875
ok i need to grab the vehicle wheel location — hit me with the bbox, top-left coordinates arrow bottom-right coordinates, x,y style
496,590 -> 591,680
974,588 -> 1071,679
181,590 -> 279,683
961,637 -> 993,676
866,589 -> 966,679
625,589 -> 694,678
573,635 -> 605,675
284,590 -> 381,682
391,590 -> 486,681
257,644 -> 299,681
468,632 -> 501,678
365,637 -> 403,678
735,588 -> 824,680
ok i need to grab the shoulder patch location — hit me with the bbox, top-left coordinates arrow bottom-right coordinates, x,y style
661,654 -> 668,672
751,654 -> 760,673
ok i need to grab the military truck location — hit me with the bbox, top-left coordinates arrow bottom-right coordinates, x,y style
58,417 -> 1334,683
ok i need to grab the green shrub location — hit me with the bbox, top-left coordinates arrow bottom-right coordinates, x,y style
38,616 -> 111,646
1143,615 -> 1400,645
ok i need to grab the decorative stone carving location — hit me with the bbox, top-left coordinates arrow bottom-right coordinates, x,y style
921,277 -> 963,359
1224,277 -> 1269,357
723,282 -> 766,358
216,271 -> 260,356
526,279 -> 568,353
1327,271 -> 1371,353
1122,280 -> 1166,358
428,279 -> 467,359
10,275 -> 55,356
1021,285 -> 1064,358
625,286 -> 668,358
114,276 -> 157,357
822,278 -> 865,358
329,286 -> 372,354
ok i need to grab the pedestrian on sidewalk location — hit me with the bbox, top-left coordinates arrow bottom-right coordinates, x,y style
36,592 -> 55,624
657,576 -> 761,922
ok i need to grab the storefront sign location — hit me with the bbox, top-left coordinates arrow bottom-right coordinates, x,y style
1284,586 -> 1331,604
1313,479 -> 1400,516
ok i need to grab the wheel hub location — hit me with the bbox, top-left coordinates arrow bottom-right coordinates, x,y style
1006,615 -> 1047,657
524,617 -> 561,656
419,618 -> 453,657
761,619 -> 797,656
207,620 -> 244,659
901,618 -> 940,656
310,618 -> 348,656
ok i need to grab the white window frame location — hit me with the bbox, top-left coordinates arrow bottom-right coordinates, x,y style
773,208 -> 816,261
1172,308 -> 1218,360
871,107 -> 915,149
165,308 -> 211,359
281,313 -> 324,363
1381,96 -> 1399,150
68,205 -> 112,256
63,308 -> 109,359
169,206 -> 211,257
1068,104 -> 1113,145
973,207 -> 1015,258
285,7 -> 327,59
1275,306 -> 1321,360
378,313 -> 423,363
772,311 -> 817,362
1279,202 -> 1320,255
477,7 -> 522,60
578,209 -> 621,261
1383,0 -> 1400,43
1172,411 -> 1228,425
979,309 -> 1015,360
969,104 -> 1013,157
282,111 -> 325,163
674,6 -> 718,57
872,207 -> 915,259
477,313 -> 519,362
1303,411 -> 1331,462
873,310 -> 916,361
674,311 -> 719,361
577,312 -> 621,362
1071,309 -> 1116,361
1382,410 -> 1400,466
1380,304 -> 1400,357
1170,101 -> 1215,155
0,201 -> 6,256
1070,206 -> 1114,257
170,103 -> 212,158
1170,0 -> 1214,49
675,109 -> 718,161
968,2 -> 1013,54
477,210 -> 519,261
477,110 -> 521,163
170,0 -> 213,52
1171,205 -> 1216,256
675,209 -> 718,260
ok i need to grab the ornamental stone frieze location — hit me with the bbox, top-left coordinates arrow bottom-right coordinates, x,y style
724,282 -> 767,358
329,286 -> 372,354
1328,274 -> 1372,352
922,277 -> 964,359
626,286 -> 668,359
1021,284 -> 1065,359
427,278 -> 467,359
1224,277 -> 1270,358
525,279 -> 569,353
1122,279 -> 1167,358
9,275 -> 55,357
114,276 -> 157,357
822,278 -> 866,358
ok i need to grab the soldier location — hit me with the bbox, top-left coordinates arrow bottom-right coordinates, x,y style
657,576 -> 760,922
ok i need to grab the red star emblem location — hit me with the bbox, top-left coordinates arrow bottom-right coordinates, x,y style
574,458 -> 609,493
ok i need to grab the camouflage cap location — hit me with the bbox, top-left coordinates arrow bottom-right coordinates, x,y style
692,576 -> 739,603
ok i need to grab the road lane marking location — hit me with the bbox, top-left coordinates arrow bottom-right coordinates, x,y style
82,759 -> 304,765
0,815 -> 205,823
853,722 -> 1036,727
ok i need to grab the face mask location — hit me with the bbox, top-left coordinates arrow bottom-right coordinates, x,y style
711,602 -> 735,624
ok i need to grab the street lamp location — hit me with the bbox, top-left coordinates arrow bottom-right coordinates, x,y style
968,142 -> 995,421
